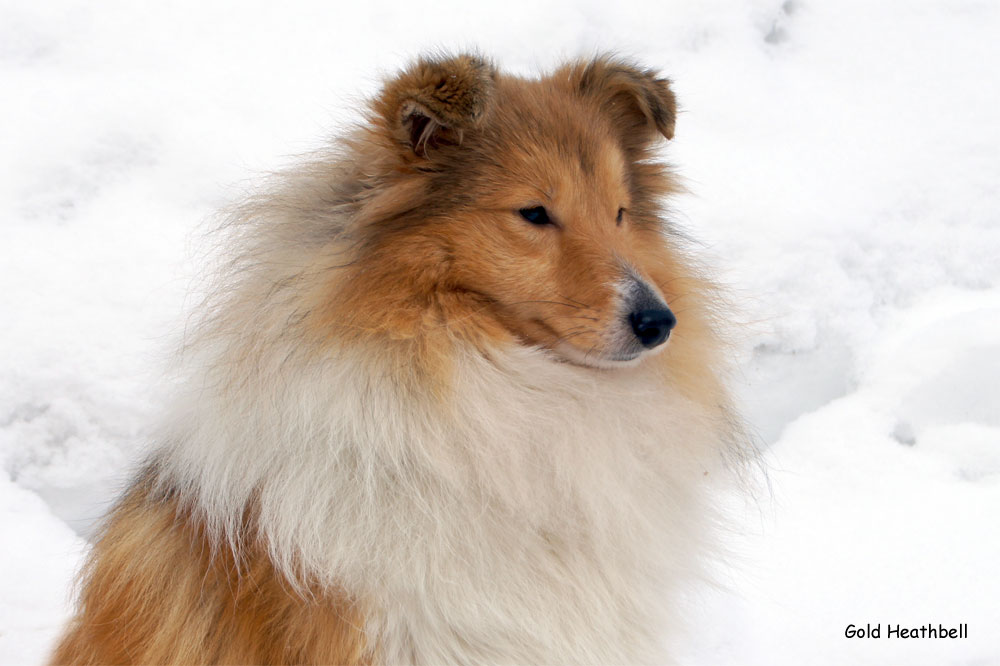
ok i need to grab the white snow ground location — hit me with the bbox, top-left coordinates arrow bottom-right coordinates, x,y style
2,1 -> 998,664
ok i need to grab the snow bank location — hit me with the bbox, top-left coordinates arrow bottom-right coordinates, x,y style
0,478 -> 83,665
680,287 -> 1000,664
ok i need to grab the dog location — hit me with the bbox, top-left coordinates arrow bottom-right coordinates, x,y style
51,53 -> 749,665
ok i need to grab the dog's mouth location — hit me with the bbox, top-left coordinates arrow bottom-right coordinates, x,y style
550,335 -> 668,369
551,342 -> 644,369
490,317 -> 639,369
515,316 -> 648,369
498,310 -> 672,370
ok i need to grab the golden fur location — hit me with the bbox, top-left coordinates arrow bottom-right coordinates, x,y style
52,476 -> 369,665
52,53 -> 749,665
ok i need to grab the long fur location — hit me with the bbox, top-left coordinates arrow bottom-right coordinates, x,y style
52,53 -> 751,665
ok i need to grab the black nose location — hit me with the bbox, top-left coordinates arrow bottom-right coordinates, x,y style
629,308 -> 676,349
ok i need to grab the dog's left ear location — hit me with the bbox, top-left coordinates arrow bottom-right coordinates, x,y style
375,54 -> 497,158
561,56 -> 677,151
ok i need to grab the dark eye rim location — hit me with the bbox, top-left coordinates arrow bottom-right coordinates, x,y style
616,207 -> 626,225
518,206 -> 554,226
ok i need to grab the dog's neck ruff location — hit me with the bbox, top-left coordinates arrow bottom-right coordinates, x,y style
157,340 -> 723,663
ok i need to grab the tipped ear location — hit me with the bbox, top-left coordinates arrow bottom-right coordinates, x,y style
376,54 -> 497,157
561,56 -> 677,149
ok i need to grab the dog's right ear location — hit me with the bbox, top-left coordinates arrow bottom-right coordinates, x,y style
375,54 -> 497,158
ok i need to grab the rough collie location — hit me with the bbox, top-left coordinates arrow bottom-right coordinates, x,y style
51,53 -> 749,664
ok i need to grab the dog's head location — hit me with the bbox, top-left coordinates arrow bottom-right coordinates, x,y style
335,54 -> 704,370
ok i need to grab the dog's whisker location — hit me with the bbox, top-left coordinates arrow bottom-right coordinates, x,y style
506,299 -> 585,310
559,294 -> 593,309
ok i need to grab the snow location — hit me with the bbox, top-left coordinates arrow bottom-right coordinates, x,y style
681,289 -> 1000,665
0,478 -> 83,666
2,0 -> 998,664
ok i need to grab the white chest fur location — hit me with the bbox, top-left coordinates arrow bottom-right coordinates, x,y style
160,342 -> 725,663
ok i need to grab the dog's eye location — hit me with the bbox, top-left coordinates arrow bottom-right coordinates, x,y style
616,207 -> 625,226
519,206 -> 552,226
